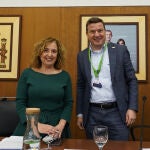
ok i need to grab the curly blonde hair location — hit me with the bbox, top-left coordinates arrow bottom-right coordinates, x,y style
30,37 -> 65,69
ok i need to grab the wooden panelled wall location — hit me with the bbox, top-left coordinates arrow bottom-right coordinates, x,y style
0,6 -> 150,139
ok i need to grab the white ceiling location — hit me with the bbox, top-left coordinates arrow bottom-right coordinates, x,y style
0,0 -> 150,7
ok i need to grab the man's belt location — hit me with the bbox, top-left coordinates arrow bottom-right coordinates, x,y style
90,102 -> 117,109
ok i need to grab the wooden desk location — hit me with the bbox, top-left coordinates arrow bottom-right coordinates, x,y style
42,139 -> 150,150
1,137 -> 150,150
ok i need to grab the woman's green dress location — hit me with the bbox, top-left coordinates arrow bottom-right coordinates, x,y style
13,68 -> 73,138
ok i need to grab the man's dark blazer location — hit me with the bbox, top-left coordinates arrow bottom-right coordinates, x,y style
76,42 -> 138,127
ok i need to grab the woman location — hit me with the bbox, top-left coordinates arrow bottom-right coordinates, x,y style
117,38 -> 126,45
13,37 -> 73,138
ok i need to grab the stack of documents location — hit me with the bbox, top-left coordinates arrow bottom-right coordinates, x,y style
0,136 -> 23,149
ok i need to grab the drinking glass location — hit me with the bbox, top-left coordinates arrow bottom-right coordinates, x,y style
93,125 -> 108,150
41,132 -> 59,150
41,141 -> 52,150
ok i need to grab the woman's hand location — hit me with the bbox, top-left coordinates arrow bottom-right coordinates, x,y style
38,122 -> 55,135
54,119 -> 66,138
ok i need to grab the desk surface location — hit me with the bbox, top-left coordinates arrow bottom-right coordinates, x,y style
42,139 -> 150,150
1,137 -> 150,150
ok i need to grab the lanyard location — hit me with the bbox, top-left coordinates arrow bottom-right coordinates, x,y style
88,43 -> 107,78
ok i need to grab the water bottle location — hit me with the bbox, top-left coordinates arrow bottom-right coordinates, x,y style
23,108 -> 41,150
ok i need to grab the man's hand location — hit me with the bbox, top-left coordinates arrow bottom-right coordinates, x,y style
77,117 -> 84,130
126,109 -> 137,126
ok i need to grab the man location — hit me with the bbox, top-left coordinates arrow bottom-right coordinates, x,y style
76,17 -> 138,140
106,29 -> 113,43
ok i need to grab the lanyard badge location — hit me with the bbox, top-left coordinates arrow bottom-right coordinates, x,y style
88,43 -> 107,88
93,82 -> 102,88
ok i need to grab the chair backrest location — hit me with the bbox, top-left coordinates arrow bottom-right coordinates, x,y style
0,97 -> 19,136
130,125 -> 150,141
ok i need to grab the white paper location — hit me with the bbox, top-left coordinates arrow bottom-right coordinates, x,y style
0,136 -> 23,149
142,149 -> 150,150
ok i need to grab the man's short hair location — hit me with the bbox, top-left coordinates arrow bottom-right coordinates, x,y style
86,17 -> 105,33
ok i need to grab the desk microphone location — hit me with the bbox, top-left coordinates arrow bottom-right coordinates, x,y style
139,96 -> 147,150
